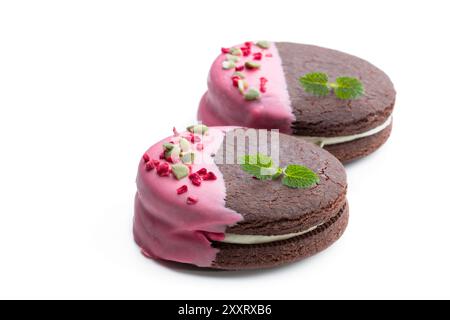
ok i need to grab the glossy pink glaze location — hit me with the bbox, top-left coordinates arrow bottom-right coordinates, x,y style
198,42 -> 294,134
133,127 -> 243,267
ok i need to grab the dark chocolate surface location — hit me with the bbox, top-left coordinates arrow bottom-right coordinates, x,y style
276,42 -> 395,137
215,129 -> 347,235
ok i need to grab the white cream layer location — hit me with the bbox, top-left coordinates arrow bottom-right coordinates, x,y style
222,225 -> 320,245
298,116 -> 393,148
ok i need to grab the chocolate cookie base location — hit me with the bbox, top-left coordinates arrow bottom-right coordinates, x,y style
212,202 -> 349,270
319,123 -> 393,163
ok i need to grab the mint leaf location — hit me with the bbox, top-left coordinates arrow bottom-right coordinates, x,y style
333,76 -> 364,100
241,154 -> 280,180
282,165 -> 319,189
299,72 -> 330,97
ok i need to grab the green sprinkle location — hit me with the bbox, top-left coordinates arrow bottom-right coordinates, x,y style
256,41 -> 271,49
187,124 -> 209,135
244,88 -> 261,101
163,143 -> 175,151
245,61 -> 261,69
232,72 -> 245,79
181,152 -> 195,165
179,138 -> 191,152
226,54 -> 240,63
230,47 -> 243,56
282,165 -> 320,189
165,145 -> 180,161
171,164 -> 189,180
222,60 -> 236,70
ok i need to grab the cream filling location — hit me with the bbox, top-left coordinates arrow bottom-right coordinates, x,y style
298,116 -> 393,148
222,224 -> 320,245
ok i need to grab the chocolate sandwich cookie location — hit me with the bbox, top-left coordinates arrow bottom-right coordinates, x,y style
198,41 -> 396,163
134,125 -> 348,270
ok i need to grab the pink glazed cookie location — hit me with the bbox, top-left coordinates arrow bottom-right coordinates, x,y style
198,41 -> 396,163
134,126 -> 348,270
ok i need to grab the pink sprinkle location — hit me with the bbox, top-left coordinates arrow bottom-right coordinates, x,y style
231,76 -> 240,87
260,77 -> 268,93
196,143 -> 204,151
204,172 -> 217,181
177,185 -> 188,195
187,196 -> 199,205
266,53 -> 273,58
235,65 -> 245,71
253,52 -> 263,60
196,168 -> 208,176
143,153 -> 150,163
159,152 -> 165,159
156,162 -> 171,177
244,41 -> 253,48
145,161 -> 156,171
173,127 -> 180,137
192,178 -> 202,187
221,47 -> 230,54
241,46 -> 251,56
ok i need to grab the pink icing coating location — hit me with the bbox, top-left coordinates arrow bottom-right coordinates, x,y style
133,127 -> 243,267
198,42 -> 294,134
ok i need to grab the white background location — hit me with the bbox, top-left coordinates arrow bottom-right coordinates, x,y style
0,0 -> 449,300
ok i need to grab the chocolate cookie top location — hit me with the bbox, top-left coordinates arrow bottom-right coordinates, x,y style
216,129 -> 347,235
276,42 -> 396,136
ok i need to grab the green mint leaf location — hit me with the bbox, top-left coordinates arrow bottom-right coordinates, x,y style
241,154 -> 279,180
333,76 -> 364,100
299,72 -> 330,97
282,165 -> 319,189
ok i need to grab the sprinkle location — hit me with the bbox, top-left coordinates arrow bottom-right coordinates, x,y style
177,185 -> 188,195
196,143 -> 204,151
222,60 -> 236,70
187,124 -> 209,135
181,152 -> 195,165
229,47 -> 243,56
256,40 -> 271,49
244,88 -> 261,101
196,168 -> 208,177
173,127 -> 180,137
187,196 -> 199,205
238,80 -> 249,94
179,138 -> 191,152
165,145 -> 181,163
171,164 -> 189,180
265,53 -> 273,58
232,72 -> 245,79
253,52 -> 263,60
232,76 -> 240,87
156,162 -> 171,177
204,172 -> 217,181
244,41 -> 253,48
241,46 -> 251,57
226,54 -> 240,63
145,161 -> 156,171
159,152 -> 165,159
245,61 -> 261,70
189,172 -> 202,186
163,143 -> 175,151
235,65 -> 245,71
221,47 -> 230,54
260,77 -> 268,93
143,153 -> 150,163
